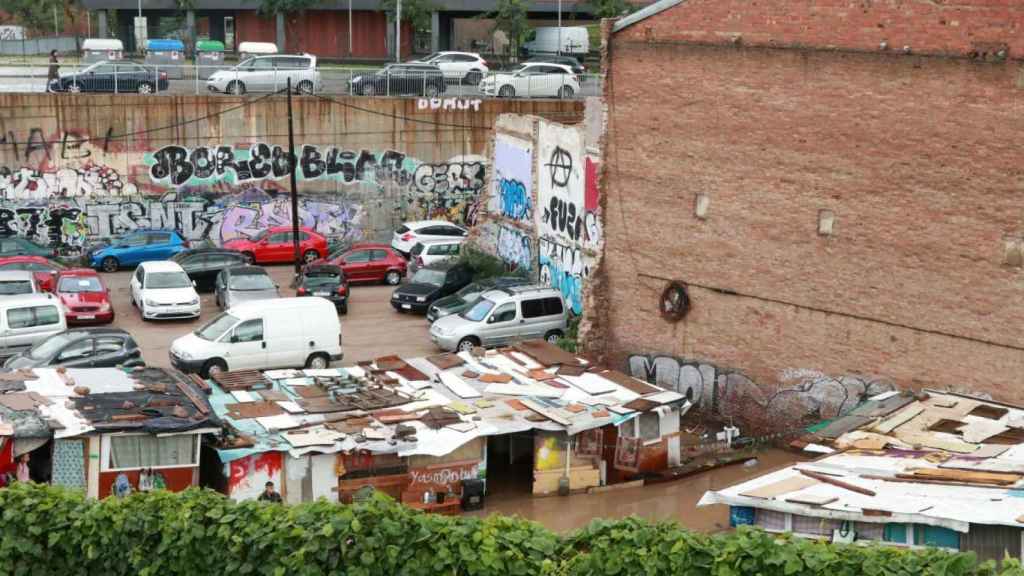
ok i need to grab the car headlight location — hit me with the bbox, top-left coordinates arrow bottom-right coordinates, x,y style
174,349 -> 192,360
189,297 -> 200,305
99,303 -> 111,312
145,299 -> 159,307
435,309 -> 450,318
416,296 -> 427,303
391,293 -> 399,300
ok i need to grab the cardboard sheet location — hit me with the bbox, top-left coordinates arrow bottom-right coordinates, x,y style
438,371 -> 481,399
740,476 -> 818,499
256,414 -> 301,431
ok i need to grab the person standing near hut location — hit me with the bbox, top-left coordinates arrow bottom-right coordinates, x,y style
47,50 -> 59,92
15,453 -> 30,482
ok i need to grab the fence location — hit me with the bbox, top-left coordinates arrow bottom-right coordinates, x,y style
0,62 -> 602,100
0,36 -> 79,55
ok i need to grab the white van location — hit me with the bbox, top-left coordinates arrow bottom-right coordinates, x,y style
0,294 -> 67,359
522,27 -> 589,57
169,297 -> 342,377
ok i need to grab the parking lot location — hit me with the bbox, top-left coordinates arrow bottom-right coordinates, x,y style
101,264 -> 438,370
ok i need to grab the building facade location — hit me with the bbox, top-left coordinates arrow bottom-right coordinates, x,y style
592,0 -> 1024,427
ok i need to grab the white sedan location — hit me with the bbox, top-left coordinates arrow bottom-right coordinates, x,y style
480,62 -> 580,99
411,52 -> 489,84
129,261 -> 201,321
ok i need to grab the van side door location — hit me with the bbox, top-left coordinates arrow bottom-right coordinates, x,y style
481,301 -> 519,347
518,297 -> 550,341
225,318 -> 267,370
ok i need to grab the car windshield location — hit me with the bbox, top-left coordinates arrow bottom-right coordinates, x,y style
411,268 -> 446,287
251,230 -> 269,242
421,52 -> 443,62
28,333 -> 78,360
58,276 -> 103,293
235,58 -> 254,70
508,64 -> 528,73
461,298 -> 496,322
0,280 -> 33,295
146,272 -> 191,289
303,273 -> 340,288
454,282 -> 484,300
196,312 -> 240,341
229,273 -> 275,291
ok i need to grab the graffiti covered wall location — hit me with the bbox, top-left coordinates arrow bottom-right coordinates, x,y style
0,95 -> 581,253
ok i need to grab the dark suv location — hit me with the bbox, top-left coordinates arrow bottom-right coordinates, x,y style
427,275 -> 529,323
353,63 -> 447,97
391,261 -> 472,314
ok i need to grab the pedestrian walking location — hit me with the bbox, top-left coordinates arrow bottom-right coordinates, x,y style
47,50 -> 59,92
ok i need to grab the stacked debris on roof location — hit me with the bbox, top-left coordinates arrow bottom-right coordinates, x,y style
699,390 -> 1024,533
207,340 -> 690,464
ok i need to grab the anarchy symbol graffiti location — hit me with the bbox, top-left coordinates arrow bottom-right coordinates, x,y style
546,147 -> 573,188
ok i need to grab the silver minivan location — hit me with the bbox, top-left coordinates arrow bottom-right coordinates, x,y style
429,285 -> 567,352
206,54 -> 321,95
0,294 -> 67,359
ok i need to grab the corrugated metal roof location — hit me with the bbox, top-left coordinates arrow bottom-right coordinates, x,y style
612,0 -> 685,33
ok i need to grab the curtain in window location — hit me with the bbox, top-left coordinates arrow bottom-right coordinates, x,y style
110,435 -> 196,469
755,509 -> 787,532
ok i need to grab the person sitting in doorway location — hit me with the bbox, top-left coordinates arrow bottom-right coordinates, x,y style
15,453 -> 30,483
258,481 -> 282,503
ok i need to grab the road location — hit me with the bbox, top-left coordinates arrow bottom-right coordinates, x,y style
100,264 -> 438,370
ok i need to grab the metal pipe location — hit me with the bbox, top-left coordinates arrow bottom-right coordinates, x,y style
395,0 -> 401,62
286,77 -> 301,279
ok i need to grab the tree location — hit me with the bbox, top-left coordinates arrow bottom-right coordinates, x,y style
380,0 -> 437,34
586,0 -> 634,18
0,0 -> 74,36
487,0 -> 529,57
258,0 -> 322,16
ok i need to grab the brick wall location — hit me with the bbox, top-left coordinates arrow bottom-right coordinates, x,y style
594,1 -> 1024,422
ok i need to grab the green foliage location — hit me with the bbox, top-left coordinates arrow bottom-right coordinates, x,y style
585,0 -> 634,18
459,246 -> 529,281
557,314 -> 579,353
2,483 -> 1021,576
380,0 -> 437,34
257,0 -> 322,16
487,0 -> 530,56
0,0 -> 70,36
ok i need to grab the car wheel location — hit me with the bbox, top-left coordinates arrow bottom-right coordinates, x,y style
242,252 -> 255,264
464,70 -> 482,86
385,271 -> 402,286
558,85 -> 575,99
101,256 -> 118,273
423,83 -> 440,97
361,84 -> 376,96
228,81 -> 246,96
202,359 -> 228,378
305,353 -> 330,369
544,330 -> 563,344
302,250 -> 319,264
137,82 -> 155,95
67,83 -> 82,93
296,80 -> 314,95
498,85 -> 514,98
456,337 -> 479,353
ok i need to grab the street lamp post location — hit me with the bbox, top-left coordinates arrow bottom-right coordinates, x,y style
557,0 -> 561,55
396,0 -> 402,62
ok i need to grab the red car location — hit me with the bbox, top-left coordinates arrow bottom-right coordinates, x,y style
321,243 -> 407,285
54,268 -> 114,325
222,226 -> 328,265
0,255 -> 66,292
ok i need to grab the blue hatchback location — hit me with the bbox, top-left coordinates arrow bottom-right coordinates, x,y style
89,230 -> 189,272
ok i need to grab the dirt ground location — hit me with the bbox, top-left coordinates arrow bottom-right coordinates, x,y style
99,264 -> 439,369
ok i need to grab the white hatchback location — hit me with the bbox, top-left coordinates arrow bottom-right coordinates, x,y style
408,237 -> 466,274
413,51 -> 489,84
129,261 -> 201,321
480,62 -> 580,99
391,220 -> 468,256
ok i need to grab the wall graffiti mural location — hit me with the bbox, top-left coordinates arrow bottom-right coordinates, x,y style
539,237 -> 591,315
496,225 -> 533,271
0,164 -> 138,199
627,354 -> 895,425
489,135 -> 533,223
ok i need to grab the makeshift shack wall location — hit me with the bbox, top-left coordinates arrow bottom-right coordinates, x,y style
284,454 -> 311,504
961,524 -> 1022,563
98,467 -> 197,498
0,437 -> 13,478
226,451 -> 283,501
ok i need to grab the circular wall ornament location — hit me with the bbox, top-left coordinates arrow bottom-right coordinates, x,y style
660,282 -> 690,322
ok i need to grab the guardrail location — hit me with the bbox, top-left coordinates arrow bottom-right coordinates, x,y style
0,62 -> 602,99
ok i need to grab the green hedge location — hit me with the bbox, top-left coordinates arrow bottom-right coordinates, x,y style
1,483 -> 1022,576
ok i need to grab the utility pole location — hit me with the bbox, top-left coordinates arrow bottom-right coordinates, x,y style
395,0 -> 401,62
348,0 -> 353,57
557,0 -> 562,55
286,77 -> 301,280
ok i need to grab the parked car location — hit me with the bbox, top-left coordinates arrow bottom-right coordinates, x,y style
129,261 -> 201,321
88,229 -> 189,273
521,26 -> 590,58
427,276 -> 530,323
391,220 -> 468,257
0,271 -> 39,295
296,264 -> 348,313
54,269 -> 114,325
480,62 -> 580,99
169,297 -> 343,377
0,237 -> 55,259
223,226 -> 327,265
408,238 -> 465,274
0,256 -> 65,292
214,266 -> 280,310
169,248 -> 248,291
49,60 -> 169,94
206,54 -> 321,95
525,55 -> 585,80
412,52 -> 489,85
430,285 -> 568,352
391,261 -> 473,314
321,243 -> 406,285
4,328 -> 143,369
0,294 -> 66,359
352,63 -> 446,97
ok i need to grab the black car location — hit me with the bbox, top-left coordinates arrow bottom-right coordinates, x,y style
297,264 -> 349,314
4,328 -> 144,369
525,55 -> 585,81
170,248 -> 248,292
427,275 -> 530,323
50,60 -> 169,95
353,63 -> 446,97
391,261 -> 473,314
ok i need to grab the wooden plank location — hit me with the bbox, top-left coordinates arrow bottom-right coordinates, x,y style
903,467 -> 1021,485
520,399 -> 571,426
862,474 -> 1012,491
740,476 -> 818,499
798,469 -> 876,496
176,378 -> 210,415
873,404 -> 924,433
784,494 -> 838,506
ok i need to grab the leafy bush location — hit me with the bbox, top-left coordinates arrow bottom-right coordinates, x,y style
556,315 -> 580,353
2,483 -> 1022,576
459,246 -> 528,281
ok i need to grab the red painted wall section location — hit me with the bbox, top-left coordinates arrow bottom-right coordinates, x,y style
0,438 -> 13,478
98,468 -> 197,498
228,451 -> 283,500
614,0 -> 1024,59
236,10 -> 411,59
235,11 -> 277,46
